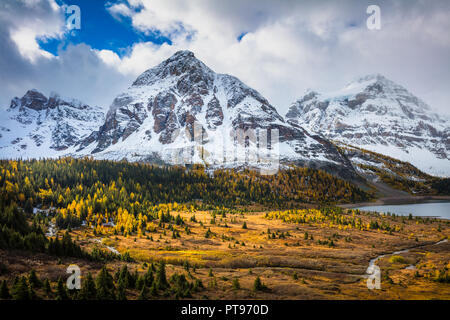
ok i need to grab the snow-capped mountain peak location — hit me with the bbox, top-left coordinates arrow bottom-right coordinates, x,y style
132,50 -> 214,88
286,74 -> 450,176
76,51 -> 356,178
0,90 -> 105,158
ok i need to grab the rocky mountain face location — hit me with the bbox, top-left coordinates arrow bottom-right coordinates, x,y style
286,74 -> 450,177
77,51 -> 356,178
4,54 -> 446,181
0,90 -> 104,158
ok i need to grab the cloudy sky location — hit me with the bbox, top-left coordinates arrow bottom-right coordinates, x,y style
1,0 -> 449,116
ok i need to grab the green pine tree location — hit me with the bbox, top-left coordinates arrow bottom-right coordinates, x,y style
78,272 -> 97,300
0,280 -> 11,299
155,262 -> 168,290
118,265 -> 131,289
43,278 -> 53,297
138,284 -> 148,300
28,284 -> 38,300
116,281 -> 127,300
95,266 -> 115,300
149,283 -> 157,297
232,278 -> 240,290
12,277 -> 31,300
144,267 -> 154,288
136,275 -> 145,292
56,277 -> 69,300
253,276 -> 267,291
28,269 -> 42,288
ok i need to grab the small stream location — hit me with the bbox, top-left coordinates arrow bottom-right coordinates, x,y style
45,221 -> 57,237
365,239 -> 448,276
34,206 -> 120,255
93,238 -> 121,255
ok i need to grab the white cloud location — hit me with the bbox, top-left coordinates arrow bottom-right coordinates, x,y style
10,27 -> 54,62
106,2 -> 133,21
95,0 -> 450,116
97,49 -> 121,66
2,0 -> 65,63
1,0 -> 450,118
0,0 -> 131,110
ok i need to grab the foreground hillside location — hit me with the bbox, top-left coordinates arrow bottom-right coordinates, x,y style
1,201 -> 449,300
0,158 -> 370,212
336,143 -> 450,196
0,158 -> 449,300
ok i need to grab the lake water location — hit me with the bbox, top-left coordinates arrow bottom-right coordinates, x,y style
356,202 -> 450,220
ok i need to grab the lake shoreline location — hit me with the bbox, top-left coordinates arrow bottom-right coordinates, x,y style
341,195 -> 450,209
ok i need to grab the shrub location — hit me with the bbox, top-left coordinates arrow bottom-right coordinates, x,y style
232,278 -> 240,290
253,276 -> 267,291
389,255 -> 406,264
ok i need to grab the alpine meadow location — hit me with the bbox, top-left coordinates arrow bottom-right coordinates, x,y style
0,0 -> 449,306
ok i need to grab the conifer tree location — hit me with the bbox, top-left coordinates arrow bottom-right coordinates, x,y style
253,276 -> 267,291
130,269 -> 138,289
144,267 -> 154,288
183,260 -> 190,272
155,261 -> 168,290
28,284 -> 37,300
138,284 -> 148,300
28,269 -> 42,288
95,266 -> 115,300
56,277 -> 69,300
12,277 -> 30,300
149,283 -> 157,297
232,278 -> 240,290
117,281 -> 127,301
118,265 -> 131,289
136,274 -> 145,291
43,278 -> 52,297
78,272 -> 97,300
0,280 -> 11,299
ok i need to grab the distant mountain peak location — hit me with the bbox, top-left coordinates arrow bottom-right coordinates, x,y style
355,73 -> 386,83
169,50 -> 196,60
73,52 -> 356,179
0,90 -> 105,156
286,75 -> 450,176
132,50 -> 213,88
15,89 -> 48,111
27,88 -> 45,95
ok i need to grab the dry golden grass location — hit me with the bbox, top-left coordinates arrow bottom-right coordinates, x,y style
1,207 -> 449,299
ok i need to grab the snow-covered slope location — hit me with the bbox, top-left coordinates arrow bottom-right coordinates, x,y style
78,50 -> 355,177
286,74 -> 450,177
0,89 -> 105,159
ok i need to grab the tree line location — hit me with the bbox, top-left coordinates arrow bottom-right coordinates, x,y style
0,262 -> 203,300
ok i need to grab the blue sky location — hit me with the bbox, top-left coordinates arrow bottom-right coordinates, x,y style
38,0 -> 171,57
1,0 -> 450,116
